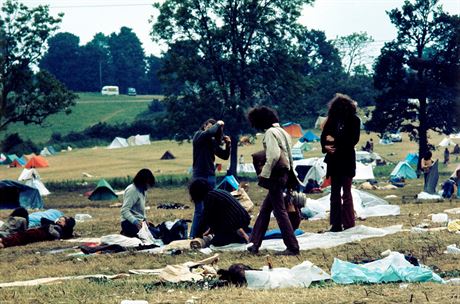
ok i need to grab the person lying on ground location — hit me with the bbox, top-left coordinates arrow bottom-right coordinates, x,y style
0,207 -> 29,238
189,178 -> 251,246
0,216 -> 75,248
120,168 -> 156,238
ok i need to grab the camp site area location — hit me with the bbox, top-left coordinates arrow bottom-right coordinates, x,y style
0,129 -> 460,304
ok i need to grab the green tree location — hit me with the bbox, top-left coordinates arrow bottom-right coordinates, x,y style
39,32 -> 82,90
108,27 -> 146,94
152,0 -> 314,174
368,0 -> 459,168
334,32 -> 374,75
0,0 -> 77,131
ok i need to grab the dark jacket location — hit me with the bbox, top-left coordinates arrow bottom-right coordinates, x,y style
192,124 -> 230,178
197,189 -> 250,237
321,115 -> 361,178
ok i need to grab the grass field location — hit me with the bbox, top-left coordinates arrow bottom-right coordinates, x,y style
3,93 -> 160,143
1,112 -> 460,303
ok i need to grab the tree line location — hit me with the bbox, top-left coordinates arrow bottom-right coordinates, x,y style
39,28 -> 162,95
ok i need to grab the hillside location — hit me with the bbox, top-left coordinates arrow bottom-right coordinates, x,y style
2,93 -> 161,144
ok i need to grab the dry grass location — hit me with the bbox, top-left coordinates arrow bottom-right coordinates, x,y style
0,132 -> 459,303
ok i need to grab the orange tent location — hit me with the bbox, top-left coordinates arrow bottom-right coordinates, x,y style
282,123 -> 303,138
25,156 -> 49,168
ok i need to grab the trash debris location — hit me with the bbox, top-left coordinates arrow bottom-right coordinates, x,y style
431,213 -> 448,224
75,214 -> 92,222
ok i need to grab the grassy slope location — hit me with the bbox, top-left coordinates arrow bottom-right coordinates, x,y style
2,93 -> 160,143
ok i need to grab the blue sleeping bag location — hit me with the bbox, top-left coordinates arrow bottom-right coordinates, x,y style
263,228 -> 304,240
28,209 -> 64,228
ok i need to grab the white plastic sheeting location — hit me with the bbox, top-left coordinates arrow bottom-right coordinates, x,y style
211,225 -> 402,252
246,261 -> 330,289
237,163 -> 256,174
17,168 -> 50,196
417,192 -> 442,200
304,189 -> 400,220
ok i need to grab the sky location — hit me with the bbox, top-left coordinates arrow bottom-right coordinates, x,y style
20,0 -> 460,63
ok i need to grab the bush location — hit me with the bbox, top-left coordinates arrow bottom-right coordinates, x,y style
1,133 -> 39,155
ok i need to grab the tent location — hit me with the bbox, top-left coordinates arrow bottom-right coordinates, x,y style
0,153 -> 6,163
439,137 -> 454,147
2,154 -> 18,165
127,134 -> 151,146
107,137 -> 129,149
293,158 -> 326,185
22,153 -> 37,161
18,168 -> 50,196
291,148 -> 304,160
216,175 -> 239,192
424,160 -> 438,195
281,122 -> 303,138
25,156 -> 49,168
0,180 -> 44,209
47,146 -> 57,155
405,153 -> 419,166
300,130 -> 320,142
237,163 -> 256,174
88,179 -> 118,201
293,141 -> 312,152
40,147 -> 52,156
314,116 -> 327,129
390,161 -> 417,179
9,157 -> 26,168
160,151 -> 176,160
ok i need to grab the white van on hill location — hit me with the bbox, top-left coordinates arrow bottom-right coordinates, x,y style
101,86 -> 119,96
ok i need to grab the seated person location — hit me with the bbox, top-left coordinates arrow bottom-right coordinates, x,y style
189,178 -> 251,246
0,207 -> 29,238
0,216 -> 75,248
303,179 -> 320,194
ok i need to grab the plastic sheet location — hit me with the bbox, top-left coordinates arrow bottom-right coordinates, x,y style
246,261 -> 330,289
331,252 -> 443,284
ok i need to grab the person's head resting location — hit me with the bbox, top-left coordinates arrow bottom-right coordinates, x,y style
423,151 -> 432,161
189,178 -> 212,204
201,118 -> 216,131
55,216 -> 76,239
247,106 -> 279,131
133,168 -> 156,191
327,93 -> 357,121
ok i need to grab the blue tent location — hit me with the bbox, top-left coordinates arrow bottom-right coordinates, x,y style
47,146 -> 57,155
405,153 -> 419,166
390,162 -> 417,179
300,130 -> 320,142
216,175 -> 239,192
0,180 -> 44,209
2,154 -> 18,165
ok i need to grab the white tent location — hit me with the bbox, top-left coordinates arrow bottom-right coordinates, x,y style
107,137 -> 129,149
439,137 -> 454,147
40,147 -> 52,156
449,133 -> 460,139
18,168 -> 50,196
305,189 -> 400,220
0,153 -> 5,163
354,162 -> 375,180
127,134 -> 151,146
314,116 -> 327,129
237,163 -> 256,174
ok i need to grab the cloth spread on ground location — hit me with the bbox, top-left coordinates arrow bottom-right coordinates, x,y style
211,225 -> 402,252
245,261 -> 330,289
263,228 -> 304,240
447,220 -> 460,232
331,252 -> 443,284
0,274 -> 129,288
302,189 -> 400,221
445,244 -> 460,254
157,202 -> 189,210
129,254 -> 219,283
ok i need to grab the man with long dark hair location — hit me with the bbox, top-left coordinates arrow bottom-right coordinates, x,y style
321,93 -> 361,232
190,118 -> 231,238
246,106 -> 299,255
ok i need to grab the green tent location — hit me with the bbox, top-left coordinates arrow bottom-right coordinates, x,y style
88,179 -> 118,201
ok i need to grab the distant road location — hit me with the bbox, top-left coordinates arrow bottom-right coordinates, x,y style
76,94 -> 163,104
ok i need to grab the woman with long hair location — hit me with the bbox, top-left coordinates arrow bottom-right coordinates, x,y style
120,168 -> 156,237
321,93 -> 361,232
246,106 -> 299,256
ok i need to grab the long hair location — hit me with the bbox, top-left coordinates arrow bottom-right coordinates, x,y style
323,93 -> 357,131
133,168 -> 156,189
247,106 -> 279,131
188,178 -> 212,203
10,207 -> 29,228
61,217 -> 76,239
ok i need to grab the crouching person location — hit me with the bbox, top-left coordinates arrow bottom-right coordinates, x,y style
189,178 -> 251,246
0,216 -> 75,248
